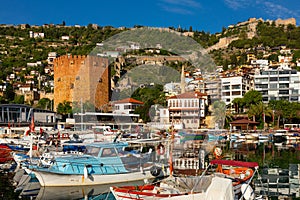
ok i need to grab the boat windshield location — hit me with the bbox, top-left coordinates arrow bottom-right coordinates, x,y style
85,146 -> 101,156
101,148 -> 117,157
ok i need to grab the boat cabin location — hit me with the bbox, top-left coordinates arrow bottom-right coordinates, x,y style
92,126 -> 114,136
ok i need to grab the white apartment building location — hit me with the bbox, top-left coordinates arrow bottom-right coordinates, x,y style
254,69 -> 300,103
221,76 -> 249,109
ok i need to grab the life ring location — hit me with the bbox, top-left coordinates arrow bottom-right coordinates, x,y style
213,147 -> 222,159
156,144 -> 165,155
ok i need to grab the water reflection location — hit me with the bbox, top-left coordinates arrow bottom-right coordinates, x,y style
14,139 -> 300,200
20,180 -> 148,200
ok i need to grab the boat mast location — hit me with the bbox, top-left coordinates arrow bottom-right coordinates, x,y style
29,114 -> 35,159
169,125 -> 174,176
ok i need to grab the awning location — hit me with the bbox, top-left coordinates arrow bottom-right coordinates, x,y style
210,159 -> 259,168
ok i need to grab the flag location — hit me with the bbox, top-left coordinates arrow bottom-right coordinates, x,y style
25,129 -> 30,136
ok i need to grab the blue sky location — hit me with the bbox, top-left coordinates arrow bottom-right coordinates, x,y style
1,0 -> 299,33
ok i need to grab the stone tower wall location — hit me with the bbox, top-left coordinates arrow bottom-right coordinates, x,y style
54,55 -> 110,111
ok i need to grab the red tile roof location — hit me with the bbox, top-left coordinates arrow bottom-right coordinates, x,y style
230,119 -> 259,124
168,91 -> 206,99
113,98 -> 144,105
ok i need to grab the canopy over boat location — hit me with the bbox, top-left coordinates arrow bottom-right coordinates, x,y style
210,159 -> 259,168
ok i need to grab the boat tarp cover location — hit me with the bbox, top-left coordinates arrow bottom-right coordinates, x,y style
210,159 -> 259,168
204,176 -> 234,200
161,176 -> 234,200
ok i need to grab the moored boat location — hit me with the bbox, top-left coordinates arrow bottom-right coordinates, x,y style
29,141 -> 169,186
0,144 -> 14,163
110,159 -> 259,200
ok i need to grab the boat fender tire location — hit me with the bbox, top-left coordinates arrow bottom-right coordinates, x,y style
150,166 -> 162,177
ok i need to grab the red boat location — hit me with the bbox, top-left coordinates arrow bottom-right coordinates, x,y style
0,144 -> 13,163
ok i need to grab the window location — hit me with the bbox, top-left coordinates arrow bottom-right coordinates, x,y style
86,147 -> 100,156
232,85 -> 240,90
256,84 -> 268,89
232,91 -> 241,95
291,96 -> 298,101
261,90 -> 268,95
223,86 -> 230,90
270,77 -> 278,81
101,148 -> 117,157
279,83 -> 289,88
269,83 -> 277,89
279,90 -> 289,94
269,71 -> 278,75
279,77 -> 289,81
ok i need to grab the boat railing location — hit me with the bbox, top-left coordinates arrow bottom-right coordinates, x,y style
173,158 -> 199,170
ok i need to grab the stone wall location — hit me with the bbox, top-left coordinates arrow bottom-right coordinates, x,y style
54,55 -> 110,111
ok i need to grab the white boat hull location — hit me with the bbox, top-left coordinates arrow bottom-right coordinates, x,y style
36,180 -> 145,200
32,169 -> 164,186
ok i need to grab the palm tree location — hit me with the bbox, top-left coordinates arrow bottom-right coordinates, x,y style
268,100 -> 289,129
248,102 -> 272,129
232,97 -> 244,114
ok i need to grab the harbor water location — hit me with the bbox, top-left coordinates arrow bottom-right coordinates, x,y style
1,139 -> 300,199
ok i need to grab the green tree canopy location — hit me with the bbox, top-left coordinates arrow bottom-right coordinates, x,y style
57,100 -> 72,118
36,98 -> 52,110
131,84 -> 166,122
243,90 -> 262,109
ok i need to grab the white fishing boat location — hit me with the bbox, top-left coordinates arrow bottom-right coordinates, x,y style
29,141 -> 169,186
